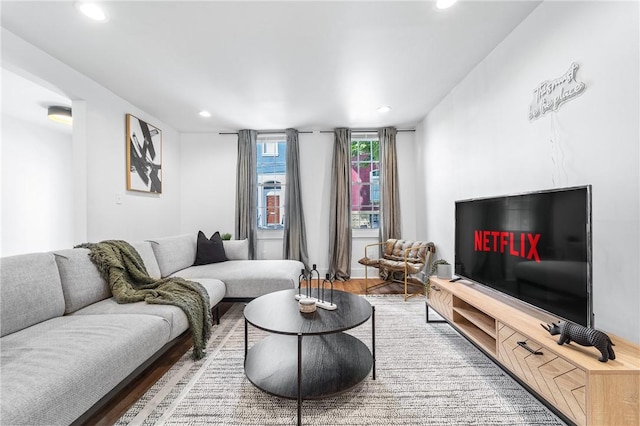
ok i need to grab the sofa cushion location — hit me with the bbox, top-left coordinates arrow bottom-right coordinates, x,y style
53,248 -> 111,314
0,253 -> 65,337
223,239 -> 249,260
72,299 -> 187,341
194,231 -> 227,265
174,259 -> 303,298
149,234 -> 197,277
196,278 -> 227,306
130,241 -> 162,280
72,278 -> 226,340
0,314 -> 171,426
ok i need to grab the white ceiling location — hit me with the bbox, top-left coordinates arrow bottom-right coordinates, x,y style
1,1 -> 541,133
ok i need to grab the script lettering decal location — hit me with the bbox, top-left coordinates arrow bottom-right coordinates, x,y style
529,62 -> 586,121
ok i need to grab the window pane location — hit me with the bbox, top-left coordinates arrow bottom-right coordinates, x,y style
257,136 -> 286,230
351,135 -> 379,229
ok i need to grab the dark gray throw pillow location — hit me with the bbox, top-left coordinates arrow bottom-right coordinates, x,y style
194,231 -> 227,265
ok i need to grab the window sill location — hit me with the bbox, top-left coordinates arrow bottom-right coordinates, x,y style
257,229 -> 284,240
352,228 -> 379,239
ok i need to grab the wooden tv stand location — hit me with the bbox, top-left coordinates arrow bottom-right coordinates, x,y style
427,277 -> 640,426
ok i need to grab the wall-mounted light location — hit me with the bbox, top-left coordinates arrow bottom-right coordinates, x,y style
48,106 -> 73,125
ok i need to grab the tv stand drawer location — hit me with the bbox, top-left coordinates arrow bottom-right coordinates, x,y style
426,283 -> 452,321
498,323 -> 586,425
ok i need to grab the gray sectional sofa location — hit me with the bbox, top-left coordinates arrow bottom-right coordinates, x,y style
0,234 -> 304,426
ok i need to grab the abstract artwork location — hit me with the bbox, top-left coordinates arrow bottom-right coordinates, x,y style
126,114 -> 162,193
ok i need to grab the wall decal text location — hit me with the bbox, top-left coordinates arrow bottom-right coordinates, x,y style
529,62 -> 586,121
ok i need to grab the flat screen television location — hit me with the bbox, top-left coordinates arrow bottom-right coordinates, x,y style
454,186 -> 593,327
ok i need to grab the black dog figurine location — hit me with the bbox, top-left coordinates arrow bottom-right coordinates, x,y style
541,321 -> 615,362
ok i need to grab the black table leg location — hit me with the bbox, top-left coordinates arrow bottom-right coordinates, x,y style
244,318 -> 248,362
372,306 -> 376,380
297,332 -> 302,426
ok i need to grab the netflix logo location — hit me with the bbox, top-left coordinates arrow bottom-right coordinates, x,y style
474,230 -> 541,262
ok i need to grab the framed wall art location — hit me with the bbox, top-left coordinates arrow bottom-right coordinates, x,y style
126,114 -> 162,193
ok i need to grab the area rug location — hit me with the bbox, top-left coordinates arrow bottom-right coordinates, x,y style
116,295 -> 566,425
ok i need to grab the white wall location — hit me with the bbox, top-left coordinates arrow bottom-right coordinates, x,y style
417,1 -> 639,343
179,133 -> 238,237
83,100 -> 182,242
298,132 -> 333,272
2,29 -> 182,245
1,116 -> 74,255
179,130 -> 418,278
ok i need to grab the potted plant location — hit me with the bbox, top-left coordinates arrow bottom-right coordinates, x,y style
221,233 -> 232,240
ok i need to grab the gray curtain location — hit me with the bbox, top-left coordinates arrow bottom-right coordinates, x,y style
235,129 -> 257,259
283,128 -> 309,270
328,128 -> 352,281
379,127 -> 401,242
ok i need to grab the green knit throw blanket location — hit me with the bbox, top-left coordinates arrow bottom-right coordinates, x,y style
78,240 -> 212,360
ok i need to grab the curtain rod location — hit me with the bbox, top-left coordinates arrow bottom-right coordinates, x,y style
319,129 -> 415,134
219,128 -> 415,135
219,130 -> 314,135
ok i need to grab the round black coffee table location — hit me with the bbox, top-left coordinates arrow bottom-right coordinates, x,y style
244,289 -> 375,425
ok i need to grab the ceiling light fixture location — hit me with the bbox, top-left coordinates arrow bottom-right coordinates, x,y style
75,2 -> 108,22
48,106 -> 73,125
377,105 -> 391,113
199,110 -> 212,118
436,0 -> 457,9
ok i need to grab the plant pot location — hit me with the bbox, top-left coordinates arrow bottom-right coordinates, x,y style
436,264 -> 452,279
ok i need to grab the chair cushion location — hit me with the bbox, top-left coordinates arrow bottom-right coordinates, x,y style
358,257 -> 380,267
384,239 -> 431,262
379,258 -> 425,274
359,240 -> 435,282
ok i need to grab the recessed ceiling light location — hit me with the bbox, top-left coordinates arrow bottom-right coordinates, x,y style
377,105 -> 391,113
75,2 -> 108,22
199,110 -> 212,118
436,0 -> 457,10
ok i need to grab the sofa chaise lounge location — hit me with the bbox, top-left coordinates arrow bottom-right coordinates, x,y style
0,234 -> 304,425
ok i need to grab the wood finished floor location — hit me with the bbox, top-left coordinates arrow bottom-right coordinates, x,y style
83,278 -> 425,426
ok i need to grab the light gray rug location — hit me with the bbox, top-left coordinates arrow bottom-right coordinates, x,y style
116,296 -> 566,425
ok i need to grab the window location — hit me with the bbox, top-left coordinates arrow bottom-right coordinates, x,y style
257,135 -> 286,229
351,133 -> 379,229
262,141 -> 278,157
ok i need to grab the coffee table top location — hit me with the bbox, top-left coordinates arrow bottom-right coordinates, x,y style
244,289 -> 372,336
